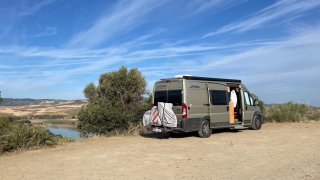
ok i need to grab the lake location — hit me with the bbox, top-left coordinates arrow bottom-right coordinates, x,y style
47,127 -> 81,140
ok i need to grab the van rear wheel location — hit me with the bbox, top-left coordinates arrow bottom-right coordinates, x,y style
198,120 -> 212,138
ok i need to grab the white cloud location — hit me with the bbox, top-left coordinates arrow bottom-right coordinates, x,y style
67,0 -> 167,48
204,0 -> 320,37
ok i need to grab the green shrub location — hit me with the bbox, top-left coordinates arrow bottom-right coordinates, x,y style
0,117 -> 72,153
265,102 -> 309,122
77,98 -> 148,135
77,66 -> 148,135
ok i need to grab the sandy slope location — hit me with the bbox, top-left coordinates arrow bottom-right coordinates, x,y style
0,123 -> 319,180
0,101 -> 84,117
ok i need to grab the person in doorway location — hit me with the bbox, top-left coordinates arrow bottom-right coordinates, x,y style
230,89 -> 237,108
230,88 -> 239,119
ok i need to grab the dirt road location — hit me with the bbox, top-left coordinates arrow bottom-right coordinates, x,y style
1,123 -> 319,180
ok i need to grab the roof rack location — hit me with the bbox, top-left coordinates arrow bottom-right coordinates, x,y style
183,76 -> 241,83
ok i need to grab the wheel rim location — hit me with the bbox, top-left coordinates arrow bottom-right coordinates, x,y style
203,124 -> 210,134
255,117 -> 261,128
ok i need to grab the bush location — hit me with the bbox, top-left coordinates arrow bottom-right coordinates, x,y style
78,99 -> 128,134
0,90 -> 2,104
265,102 -> 309,122
0,117 -> 72,153
77,66 -> 149,135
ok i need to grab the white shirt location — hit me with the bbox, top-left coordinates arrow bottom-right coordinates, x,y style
230,90 -> 237,107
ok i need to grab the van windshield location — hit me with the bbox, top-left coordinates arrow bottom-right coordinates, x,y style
154,90 -> 182,106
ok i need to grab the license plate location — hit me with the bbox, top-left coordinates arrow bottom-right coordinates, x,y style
153,127 -> 162,132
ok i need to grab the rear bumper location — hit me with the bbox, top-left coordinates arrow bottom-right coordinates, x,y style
147,125 -> 184,133
147,118 -> 201,133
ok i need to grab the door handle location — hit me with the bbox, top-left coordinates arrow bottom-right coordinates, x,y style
203,103 -> 210,106
227,105 -> 229,111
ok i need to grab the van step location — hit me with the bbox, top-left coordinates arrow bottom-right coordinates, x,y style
230,125 -> 247,130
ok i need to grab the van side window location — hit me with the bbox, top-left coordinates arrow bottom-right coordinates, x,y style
154,90 -> 182,106
250,96 -> 253,105
210,90 -> 228,105
244,91 -> 253,106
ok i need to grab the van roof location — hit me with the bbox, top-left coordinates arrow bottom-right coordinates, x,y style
160,76 -> 241,83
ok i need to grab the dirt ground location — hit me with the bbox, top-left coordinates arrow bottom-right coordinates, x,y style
0,123 -> 319,180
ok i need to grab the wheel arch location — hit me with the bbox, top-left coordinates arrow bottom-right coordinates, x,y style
252,111 -> 264,124
201,115 -> 210,127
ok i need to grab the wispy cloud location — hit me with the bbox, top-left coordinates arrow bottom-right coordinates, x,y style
29,26 -> 57,38
0,0 -> 56,42
67,0 -> 167,48
1,1 -> 319,105
0,0 -> 55,17
1,26 -> 320,104
139,26 -> 320,104
189,0 -> 247,15
3,25 -> 319,78
204,0 -> 320,37
0,38 -> 281,65
140,25 -> 320,73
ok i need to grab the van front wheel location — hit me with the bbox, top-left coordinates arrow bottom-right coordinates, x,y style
198,120 -> 212,138
251,115 -> 262,130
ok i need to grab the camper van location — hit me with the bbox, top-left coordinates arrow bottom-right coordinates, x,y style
150,75 -> 263,138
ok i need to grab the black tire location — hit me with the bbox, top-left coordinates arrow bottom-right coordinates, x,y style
251,115 -> 262,130
198,120 -> 212,138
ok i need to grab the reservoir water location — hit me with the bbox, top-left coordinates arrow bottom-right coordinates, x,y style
47,127 -> 80,140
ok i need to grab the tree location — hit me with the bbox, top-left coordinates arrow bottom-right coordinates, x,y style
77,66 -> 147,135
0,91 -> 2,104
96,66 -> 146,109
83,83 -> 97,102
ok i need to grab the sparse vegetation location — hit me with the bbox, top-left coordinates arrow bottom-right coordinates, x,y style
0,117 -> 72,153
77,66 -> 149,135
264,102 -> 317,122
250,94 -> 318,122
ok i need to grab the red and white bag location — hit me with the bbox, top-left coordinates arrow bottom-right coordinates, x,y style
150,106 -> 161,126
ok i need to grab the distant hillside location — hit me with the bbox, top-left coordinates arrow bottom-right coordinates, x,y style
1,98 -> 85,106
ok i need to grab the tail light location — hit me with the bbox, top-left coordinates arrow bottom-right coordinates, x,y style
182,103 -> 188,119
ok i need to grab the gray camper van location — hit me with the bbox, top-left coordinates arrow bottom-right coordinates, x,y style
151,76 -> 263,138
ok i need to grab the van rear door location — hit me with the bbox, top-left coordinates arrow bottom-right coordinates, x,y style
154,80 -> 183,117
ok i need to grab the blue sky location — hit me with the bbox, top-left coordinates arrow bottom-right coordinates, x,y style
0,0 -> 320,106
